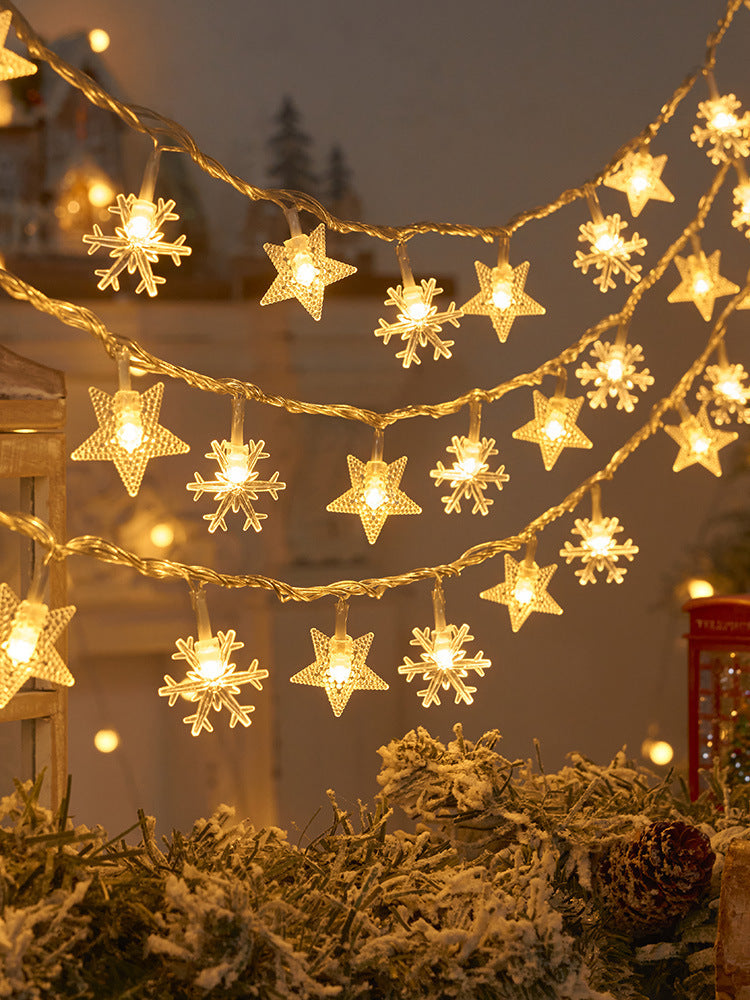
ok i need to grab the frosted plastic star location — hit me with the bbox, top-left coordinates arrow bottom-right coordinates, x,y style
159,630 -> 268,736
398,622 -> 490,708
461,260 -> 545,343
480,554 -> 563,632
666,249 -> 739,322
731,181 -> 750,237
375,279 -> 462,368
512,390 -> 592,470
560,516 -> 639,585
575,340 -> 654,412
260,224 -> 357,321
574,214 -> 647,292
691,94 -> 750,164
290,628 -> 387,717
664,404 -> 738,477
0,585 -> 75,708
0,10 -> 37,81
82,194 -> 191,296
603,150 -> 674,217
327,454 -> 421,544
71,383 -> 189,498
430,434 -> 509,514
187,439 -> 285,533
696,362 -> 750,425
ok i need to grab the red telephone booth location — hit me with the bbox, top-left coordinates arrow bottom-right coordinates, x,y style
684,596 -> 750,799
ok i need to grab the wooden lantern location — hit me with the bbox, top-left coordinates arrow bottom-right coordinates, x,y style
684,595 -> 750,800
0,344 -> 68,809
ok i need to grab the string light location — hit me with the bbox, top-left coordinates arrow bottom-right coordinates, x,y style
664,402 -> 738,477
603,147 -> 675,217
0,9 -> 36,81
696,342 -> 750,425
480,539 -> 562,632
666,238 -> 739,321
88,28 -> 110,53
186,397 -> 285,533
574,187 -> 647,292
398,579 -> 490,707
559,484 -> 639,585
512,370 -> 593,471
289,599 -> 387,716
731,161 -> 750,237
691,74 -> 750,164
575,324 -> 654,412
461,234 -> 545,343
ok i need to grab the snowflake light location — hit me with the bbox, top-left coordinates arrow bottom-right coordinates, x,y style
398,580 -> 490,708
512,373 -> 592,470
575,328 -> 654,412
664,403 -> 738,477
429,397 -> 509,514
290,599 -> 387,717
0,10 -> 37,81
559,484 -> 639,585
603,148 -> 675,217
574,189 -> 646,292
666,244 -> 739,322
480,541 -> 562,632
696,348 -> 750,425
327,429 -> 421,544
731,164 -> 750,237
187,397 -> 285,533
0,577 -> 75,709
71,349 -> 189,497
691,77 -> 750,164
375,243 -> 461,367
158,590 -> 268,736
260,208 -> 357,320
461,236 -> 545,343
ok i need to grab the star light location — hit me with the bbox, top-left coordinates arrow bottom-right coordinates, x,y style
290,600 -> 387,716
664,403 -> 738,477
480,542 -> 563,632
260,209 -> 357,320
559,485 -> 639,585
574,189 -> 646,292
71,350 -> 189,498
327,429 -> 421,544
0,582 -> 75,709
398,581 -> 490,708
187,397 -> 285,533
512,375 -> 592,470
429,398 -> 509,514
0,10 -> 37,81
666,245 -> 739,322
696,353 -> 750,425
575,332 -> 654,412
375,243 -> 461,367
603,148 -> 675,217
691,79 -> 750,164
461,236 -> 545,343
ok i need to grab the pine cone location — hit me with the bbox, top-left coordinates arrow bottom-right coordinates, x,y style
594,821 -> 715,936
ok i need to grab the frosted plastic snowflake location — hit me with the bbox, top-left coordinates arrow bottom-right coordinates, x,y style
82,194 -> 192,296
731,181 -> 750,237
461,259 -> 545,343
159,630 -> 268,736
480,554 -> 563,632
430,435 -> 509,514
574,214 -> 647,292
327,454 -> 421,544
187,439 -> 285,533
697,362 -> 750,425
664,404 -> 738,477
560,516 -> 639,585
691,94 -> 750,164
575,340 -> 654,412
666,249 -> 739,322
398,622 -> 490,708
603,149 -> 674,217
375,279 -> 462,368
290,628 -> 387,717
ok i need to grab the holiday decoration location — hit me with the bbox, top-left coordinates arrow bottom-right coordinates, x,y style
603,147 -> 675,217
691,75 -> 750,164
512,372 -> 593,470
461,235 -> 545,343
290,598 -> 387,716
731,162 -> 750,236
186,397 -> 285,533
664,402 -> 737,477
375,243 -> 461,367
326,429 -> 421,543
0,9 -> 36,81
575,331 -> 654,413
560,484 -> 639,585
480,540 -> 563,632
666,241 -> 740,321
158,589 -> 268,736
696,343 -> 750,425
429,397 -> 509,515
573,188 -> 647,292
398,580 -> 490,707
71,350 -> 189,497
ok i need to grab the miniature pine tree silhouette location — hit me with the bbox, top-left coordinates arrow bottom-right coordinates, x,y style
326,145 -> 352,202
268,97 -> 317,195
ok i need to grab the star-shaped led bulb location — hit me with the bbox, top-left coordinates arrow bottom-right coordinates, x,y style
574,213 -> 647,292
480,551 -> 563,632
0,10 -> 37,81
512,388 -> 592,470
575,339 -> 654,412
691,92 -> 750,164
666,248 -> 739,322
664,404 -> 738,477
559,488 -> 638,585
462,258 -> 545,343
187,439 -> 285,533
603,150 -> 674,217
697,360 -> 750,425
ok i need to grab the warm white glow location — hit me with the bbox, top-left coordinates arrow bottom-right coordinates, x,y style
327,636 -> 354,687
649,740 -> 674,766
544,415 -> 566,441
586,524 -> 613,556
124,201 -> 156,240
402,284 -> 430,322
194,638 -> 224,681
94,728 -> 119,753
114,390 -> 144,453
224,444 -> 250,485
433,630 -> 455,671
513,579 -> 535,605
594,232 -> 617,254
715,376 -> 745,402
690,433 -> 711,456
605,358 -> 625,382
693,272 -> 711,296
456,440 -> 483,478
291,250 -> 318,287
628,171 -> 650,194
490,265 -> 514,310
88,180 -> 115,208
687,577 -> 714,599
88,28 -> 110,53
4,601 -> 47,665
711,110 -> 737,131
149,522 -> 175,549
363,463 -> 388,510
67,200 -> 80,214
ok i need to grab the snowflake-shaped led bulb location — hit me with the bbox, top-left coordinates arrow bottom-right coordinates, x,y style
603,149 -> 674,217
731,176 -> 750,237
697,356 -> 750,425
429,399 -> 509,514
480,543 -> 562,632
375,243 -> 461,367
290,600 -> 387,717
398,582 -> 490,707
691,87 -> 750,164
260,210 -> 357,320
664,403 -> 738,477
512,376 -> 592,470
575,335 -> 654,412
666,246 -> 739,322
559,486 -> 638,585
574,190 -> 646,292
461,238 -> 545,343
0,583 -> 75,709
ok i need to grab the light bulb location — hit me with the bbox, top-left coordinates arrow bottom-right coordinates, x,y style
693,272 -> 712,296
124,199 -> 156,240
94,728 -> 119,753
687,578 -> 714,599
513,575 -> 535,605
224,443 -> 251,485
327,637 -> 354,687
291,249 -> 318,287
690,432 -> 711,456
149,522 -> 175,549
113,390 -> 144,452
715,376 -> 745,402
711,109 -> 737,131
544,413 -> 566,441
363,461 -> 388,509
594,232 -> 617,254
649,740 -> 674,766
456,440 -> 483,478
88,180 -> 114,208
194,637 -> 224,681
605,357 -> 625,382
88,28 -> 110,52
433,629 -> 455,671
587,524 -> 613,555
3,599 -> 47,665
490,264 -> 514,310
628,171 -> 650,195
402,284 -> 430,322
